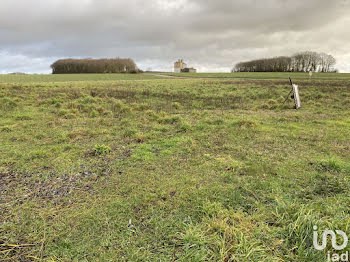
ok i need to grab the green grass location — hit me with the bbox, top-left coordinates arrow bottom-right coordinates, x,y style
159,72 -> 350,80
0,73 -> 162,83
1,74 -> 350,261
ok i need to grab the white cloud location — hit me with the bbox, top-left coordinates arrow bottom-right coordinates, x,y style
0,52 -> 55,74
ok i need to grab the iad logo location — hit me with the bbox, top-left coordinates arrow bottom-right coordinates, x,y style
313,225 -> 348,250
313,225 -> 349,261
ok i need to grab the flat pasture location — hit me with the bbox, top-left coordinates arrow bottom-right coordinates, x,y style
1,73 -> 350,261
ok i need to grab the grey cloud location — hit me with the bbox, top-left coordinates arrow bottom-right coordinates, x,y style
0,0 -> 349,73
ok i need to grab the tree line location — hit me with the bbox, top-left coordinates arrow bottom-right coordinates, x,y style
233,51 -> 337,73
51,58 -> 140,74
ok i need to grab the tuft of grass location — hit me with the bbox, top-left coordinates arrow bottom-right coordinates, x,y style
231,119 -> 258,129
317,158 -> 343,173
0,97 -> 18,110
1,126 -> 13,132
93,144 -> 111,155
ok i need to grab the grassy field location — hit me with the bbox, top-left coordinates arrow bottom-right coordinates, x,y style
0,73 -> 162,83
160,72 -> 350,80
1,73 -> 350,261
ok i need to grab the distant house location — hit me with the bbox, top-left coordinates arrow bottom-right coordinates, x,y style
181,67 -> 197,73
174,59 -> 187,73
174,59 -> 196,73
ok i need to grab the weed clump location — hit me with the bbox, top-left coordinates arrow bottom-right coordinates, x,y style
314,159 -> 342,173
232,119 -> 258,129
94,144 -> 111,155
89,109 -> 99,118
0,97 -> 17,110
1,126 -> 12,132
158,115 -> 181,124
111,100 -> 131,114
261,99 -> 279,110
172,102 -> 182,110
312,174 -> 344,196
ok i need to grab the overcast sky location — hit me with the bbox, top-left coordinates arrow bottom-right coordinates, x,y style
1,0 -> 350,73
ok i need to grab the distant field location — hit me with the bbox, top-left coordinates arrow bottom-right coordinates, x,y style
2,72 -> 349,83
160,72 -> 350,80
0,73 -> 162,83
1,74 -> 350,261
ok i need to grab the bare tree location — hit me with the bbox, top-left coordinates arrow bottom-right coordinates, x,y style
325,54 -> 336,72
234,51 -> 336,73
